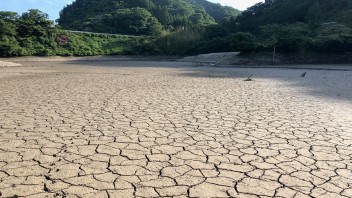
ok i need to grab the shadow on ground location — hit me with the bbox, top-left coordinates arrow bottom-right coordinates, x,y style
177,66 -> 352,102
64,60 -> 196,68
32,59 -> 352,102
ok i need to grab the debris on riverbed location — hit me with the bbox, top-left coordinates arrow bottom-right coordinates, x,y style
244,74 -> 254,81
0,61 -> 21,67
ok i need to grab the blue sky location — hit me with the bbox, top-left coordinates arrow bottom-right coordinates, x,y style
0,0 -> 263,21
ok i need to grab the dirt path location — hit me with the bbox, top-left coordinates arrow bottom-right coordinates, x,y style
0,61 -> 351,197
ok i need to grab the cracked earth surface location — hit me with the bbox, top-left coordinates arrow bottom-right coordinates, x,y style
0,61 -> 352,198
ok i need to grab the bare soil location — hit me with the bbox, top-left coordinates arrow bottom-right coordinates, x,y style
0,58 -> 351,197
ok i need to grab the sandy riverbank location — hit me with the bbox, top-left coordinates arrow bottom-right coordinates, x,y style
2,53 -> 352,70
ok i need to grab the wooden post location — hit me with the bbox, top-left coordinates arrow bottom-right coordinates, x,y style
272,45 -> 276,62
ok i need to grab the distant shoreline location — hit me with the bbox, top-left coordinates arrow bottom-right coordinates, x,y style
0,55 -> 182,62
2,54 -> 352,71
3,52 -> 352,65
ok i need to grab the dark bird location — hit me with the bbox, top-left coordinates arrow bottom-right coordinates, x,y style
301,72 -> 307,77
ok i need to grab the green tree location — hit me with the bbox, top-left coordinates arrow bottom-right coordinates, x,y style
335,10 -> 352,26
0,19 -> 21,56
154,28 -> 202,55
230,32 -> 256,52
0,11 -> 18,21
257,23 -> 312,53
278,23 -> 312,53
313,24 -> 352,52
257,24 -> 281,50
58,0 -> 238,35
0,19 -> 17,36
18,9 -> 54,37
203,24 -> 230,38
305,1 -> 322,28
125,0 -> 155,9
104,8 -> 162,35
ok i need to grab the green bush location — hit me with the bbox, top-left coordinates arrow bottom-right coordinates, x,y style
203,24 -> 230,39
313,25 -> 352,52
257,23 -> 312,53
230,32 -> 256,52
153,28 -> 202,55
193,37 -> 232,54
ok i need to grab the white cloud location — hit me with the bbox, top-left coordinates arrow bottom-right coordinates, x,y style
46,0 -> 74,7
209,0 -> 264,10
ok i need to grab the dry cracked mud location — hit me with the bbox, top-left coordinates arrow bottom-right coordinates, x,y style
0,61 -> 352,198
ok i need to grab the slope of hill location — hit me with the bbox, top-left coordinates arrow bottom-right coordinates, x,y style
58,0 -> 240,35
227,0 -> 352,32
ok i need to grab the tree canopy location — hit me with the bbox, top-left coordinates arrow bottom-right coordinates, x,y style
58,0 -> 240,35
225,0 -> 352,32
0,9 -> 145,57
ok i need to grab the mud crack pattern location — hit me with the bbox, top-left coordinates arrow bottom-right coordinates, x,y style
0,63 -> 352,198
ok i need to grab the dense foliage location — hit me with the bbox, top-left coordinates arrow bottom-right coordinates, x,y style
225,0 -> 352,32
58,0 -> 240,35
226,0 -> 352,54
196,0 -> 352,55
0,10 -> 145,57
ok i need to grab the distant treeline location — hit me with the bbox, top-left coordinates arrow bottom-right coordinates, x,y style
58,0 -> 240,35
0,10 -> 147,56
171,0 -> 352,55
57,0 -> 352,55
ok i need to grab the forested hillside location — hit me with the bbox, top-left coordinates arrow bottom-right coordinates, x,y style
150,0 -> 352,56
0,10 -> 145,56
226,0 -> 352,32
58,0 -> 240,35
216,0 -> 352,54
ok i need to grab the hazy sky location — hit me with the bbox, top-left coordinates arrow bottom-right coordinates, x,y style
0,0 -> 264,20
209,0 -> 264,10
